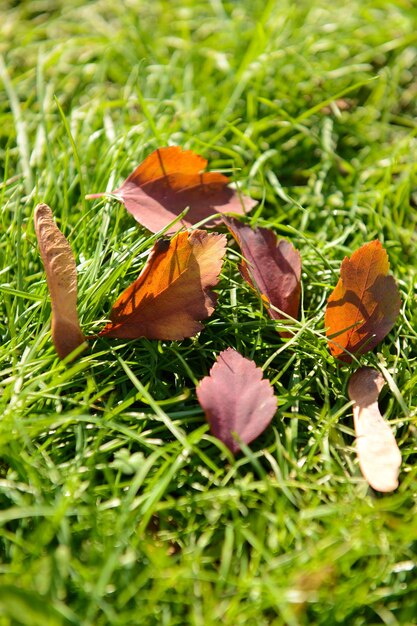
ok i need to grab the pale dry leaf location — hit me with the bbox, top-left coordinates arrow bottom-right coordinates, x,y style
34,203 -> 85,359
348,367 -> 401,492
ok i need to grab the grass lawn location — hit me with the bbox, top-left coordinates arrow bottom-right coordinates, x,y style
1,0 -> 417,624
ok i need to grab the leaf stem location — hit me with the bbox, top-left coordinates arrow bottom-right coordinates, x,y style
85,192 -> 106,200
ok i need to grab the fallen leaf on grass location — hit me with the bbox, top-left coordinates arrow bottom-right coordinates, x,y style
348,367 -> 401,492
325,240 -> 401,362
224,217 -> 301,336
100,230 -> 226,340
196,348 -> 277,454
86,146 -> 257,234
34,203 -> 85,359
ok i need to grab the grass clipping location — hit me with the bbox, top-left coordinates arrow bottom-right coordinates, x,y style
34,203 -> 85,359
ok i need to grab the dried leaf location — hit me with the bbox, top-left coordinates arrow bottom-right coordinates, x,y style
224,217 -> 301,336
196,348 -> 277,454
86,146 -> 256,234
325,240 -> 400,362
348,367 -> 401,492
100,229 -> 226,340
34,203 -> 85,359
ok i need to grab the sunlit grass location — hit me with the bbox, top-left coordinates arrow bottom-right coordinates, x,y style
1,0 -> 417,624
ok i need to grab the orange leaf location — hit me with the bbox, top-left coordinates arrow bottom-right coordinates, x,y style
34,203 -> 85,359
325,240 -> 400,362
348,367 -> 401,492
100,230 -> 227,340
86,146 -> 256,234
196,348 -> 277,454
224,217 -> 301,337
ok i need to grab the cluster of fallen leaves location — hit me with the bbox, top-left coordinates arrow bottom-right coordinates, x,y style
35,146 -> 402,492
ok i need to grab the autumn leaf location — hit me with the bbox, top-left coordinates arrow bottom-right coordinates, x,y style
224,217 -> 301,336
100,229 -> 226,340
348,367 -> 401,492
325,240 -> 401,362
86,146 -> 256,234
196,348 -> 277,454
34,203 -> 86,359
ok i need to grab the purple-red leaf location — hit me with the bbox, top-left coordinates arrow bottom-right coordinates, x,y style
224,217 -> 301,336
86,146 -> 256,234
196,348 -> 277,454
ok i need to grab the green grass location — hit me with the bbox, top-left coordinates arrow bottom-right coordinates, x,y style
1,0 -> 417,624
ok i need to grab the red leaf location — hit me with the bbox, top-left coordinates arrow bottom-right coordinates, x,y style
87,146 -> 256,234
348,367 -> 401,492
224,217 -> 301,336
196,348 -> 277,454
100,229 -> 226,340
325,240 -> 401,362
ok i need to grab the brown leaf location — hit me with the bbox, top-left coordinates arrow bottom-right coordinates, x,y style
100,229 -> 226,340
325,240 -> 401,362
348,367 -> 401,492
86,146 -> 256,234
196,348 -> 277,454
224,217 -> 301,336
34,203 -> 85,359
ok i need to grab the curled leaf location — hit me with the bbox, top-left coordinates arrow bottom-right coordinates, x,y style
34,203 -> 85,359
224,217 -> 301,336
325,240 -> 401,362
196,348 -> 277,454
86,146 -> 256,234
100,230 -> 226,340
348,367 -> 401,492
